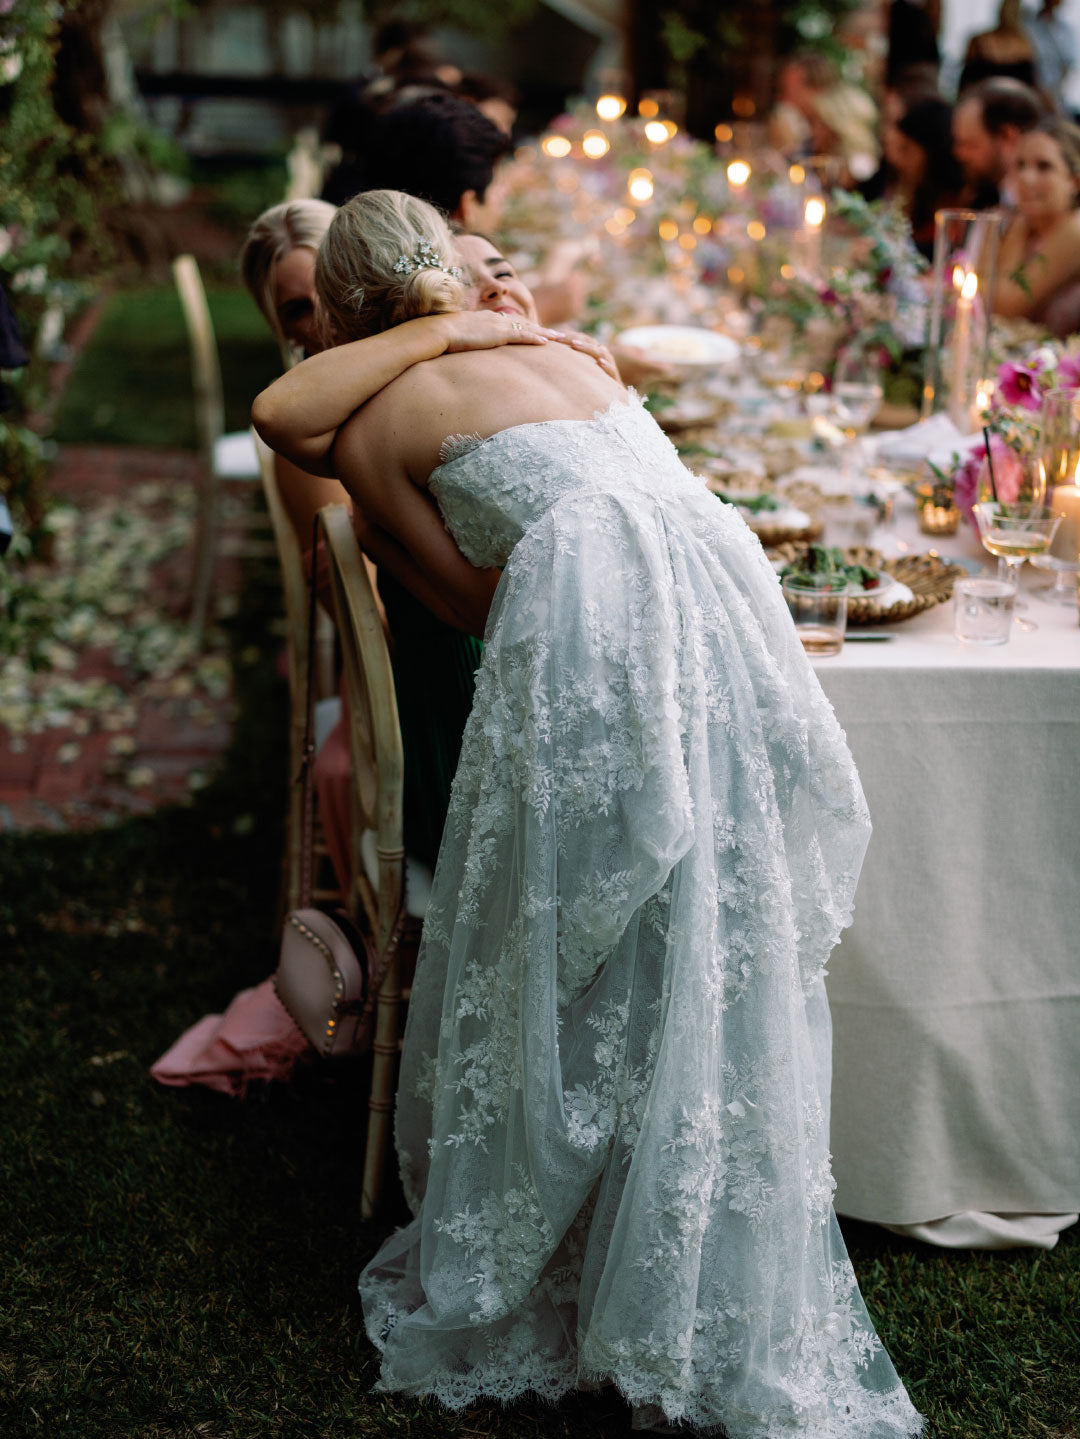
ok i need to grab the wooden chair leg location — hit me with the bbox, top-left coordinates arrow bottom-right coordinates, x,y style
361,954 -> 402,1220
189,463 -> 217,648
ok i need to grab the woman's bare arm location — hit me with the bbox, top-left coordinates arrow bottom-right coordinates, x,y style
252,311 -> 558,477
995,215 -> 1080,318
334,404 -> 500,638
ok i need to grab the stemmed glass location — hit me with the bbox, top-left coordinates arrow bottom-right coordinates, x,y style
1030,387 -> 1080,604
973,501 -> 1061,629
831,342 -> 885,481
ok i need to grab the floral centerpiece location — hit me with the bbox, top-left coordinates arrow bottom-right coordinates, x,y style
944,339 -> 1080,527
757,190 -> 927,398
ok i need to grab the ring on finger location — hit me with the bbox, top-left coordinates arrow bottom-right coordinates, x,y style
511,321 -> 524,330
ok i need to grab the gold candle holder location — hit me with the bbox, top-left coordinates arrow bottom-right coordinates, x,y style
916,483 -> 961,535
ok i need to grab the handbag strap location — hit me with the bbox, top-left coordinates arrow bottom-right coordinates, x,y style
297,513 -> 322,909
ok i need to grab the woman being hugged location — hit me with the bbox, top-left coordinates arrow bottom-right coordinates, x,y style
994,117 -> 1080,335
259,190 -> 922,1438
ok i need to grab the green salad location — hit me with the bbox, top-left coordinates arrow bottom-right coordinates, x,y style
778,545 -> 883,590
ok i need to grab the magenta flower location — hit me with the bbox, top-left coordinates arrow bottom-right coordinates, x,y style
997,361 -> 1044,411
1055,354 -> 1080,390
953,434 -> 1024,529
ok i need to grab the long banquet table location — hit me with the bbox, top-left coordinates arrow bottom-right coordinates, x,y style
808,507 -> 1080,1239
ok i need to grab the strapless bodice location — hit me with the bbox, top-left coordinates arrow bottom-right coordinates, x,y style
428,395 -> 705,569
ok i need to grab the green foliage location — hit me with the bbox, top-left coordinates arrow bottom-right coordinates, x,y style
0,0 -> 114,551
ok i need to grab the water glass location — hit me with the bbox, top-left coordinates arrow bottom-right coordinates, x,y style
782,573 -> 848,656
953,577 -> 1016,645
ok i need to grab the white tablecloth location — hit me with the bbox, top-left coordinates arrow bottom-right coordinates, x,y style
811,508 -> 1080,1235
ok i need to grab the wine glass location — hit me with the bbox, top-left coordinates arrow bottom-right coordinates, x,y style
831,343 -> 885,482
973,502 -> 1061,628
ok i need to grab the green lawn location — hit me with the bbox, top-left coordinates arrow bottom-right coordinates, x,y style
53,285 -> 282,450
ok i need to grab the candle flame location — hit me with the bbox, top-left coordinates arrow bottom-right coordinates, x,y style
804,197 -> 825,229
541,134 -> 572,158
582,130 -> 610,158
961,271 -> 978,301
595,94 -> 626,121
644,120 -> 671,144
727,160 -> 751,187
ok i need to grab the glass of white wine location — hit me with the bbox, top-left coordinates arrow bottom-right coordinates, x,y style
973,502 -> 1060,627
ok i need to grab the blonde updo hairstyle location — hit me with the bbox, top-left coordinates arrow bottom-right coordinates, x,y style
316,189 -> 466,345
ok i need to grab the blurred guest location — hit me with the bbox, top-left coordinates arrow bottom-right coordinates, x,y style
952,76 -> 1044,208
768,50 -> 838,157
958,0 -> 1037,92
882,97 -> 965,255
1024,0 -> 1076,111
994,116 -> 1080,333
886,0 -> 940,86
807,83 -> 881,184
859,65 -> 941,201
325,91 -> 511,228
456,73 -> 520,136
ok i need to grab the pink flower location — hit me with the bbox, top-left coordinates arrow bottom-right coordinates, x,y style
997,361 -> 1044,411
1055,354 -> 1080,390
953,434 -> 1025,529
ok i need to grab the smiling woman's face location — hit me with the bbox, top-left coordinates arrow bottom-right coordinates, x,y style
454,234 -> 539,323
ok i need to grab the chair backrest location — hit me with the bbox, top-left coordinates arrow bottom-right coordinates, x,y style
319,503 -> 405,951
172,254 -> 224,467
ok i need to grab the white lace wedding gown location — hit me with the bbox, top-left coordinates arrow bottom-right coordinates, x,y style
359,395 -> 922,1438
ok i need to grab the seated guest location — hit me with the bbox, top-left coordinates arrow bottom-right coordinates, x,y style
994,117 -> 1080,335
882,96 -> 966,256
859,64 -> 941,202
326,91 -> 512,230
958,0 -> 1037,92
768,50 -> 838,158
455,72 -> 519,136
807,83 -> 881,185
952,76 -> 1044,209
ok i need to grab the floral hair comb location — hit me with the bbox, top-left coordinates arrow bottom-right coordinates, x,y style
393,240 -> 463,279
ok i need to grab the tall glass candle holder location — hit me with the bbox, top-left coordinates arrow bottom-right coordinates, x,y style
922,210 -> 1001,431
1031,386 -> 1080,602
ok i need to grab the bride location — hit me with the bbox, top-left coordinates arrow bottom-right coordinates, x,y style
254,190 -> 922,1438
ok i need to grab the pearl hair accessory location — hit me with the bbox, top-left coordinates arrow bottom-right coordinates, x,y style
393,240 -> 463,279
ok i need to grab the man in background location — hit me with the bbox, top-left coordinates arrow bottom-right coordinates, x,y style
952,76 -> 1044,208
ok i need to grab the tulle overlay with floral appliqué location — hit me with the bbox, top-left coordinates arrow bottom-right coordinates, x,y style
359,397 -> 922,1438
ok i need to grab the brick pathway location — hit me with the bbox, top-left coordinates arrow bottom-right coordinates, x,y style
0,445 -> 247,834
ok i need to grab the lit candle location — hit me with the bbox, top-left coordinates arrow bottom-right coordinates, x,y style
596,94 -> 626,121
727,160 -> 751,194
802,196 -> 825,273
1049,464 -> 1080,560
950,266 -> 978,431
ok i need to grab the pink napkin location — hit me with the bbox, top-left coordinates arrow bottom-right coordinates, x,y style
151,978 -> 309,1097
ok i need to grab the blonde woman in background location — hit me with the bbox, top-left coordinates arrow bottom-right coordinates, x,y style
994,117 -> 1080,333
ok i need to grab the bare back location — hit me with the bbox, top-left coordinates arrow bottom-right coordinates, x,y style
331,338 -> 626,637
355,341 -> 627,489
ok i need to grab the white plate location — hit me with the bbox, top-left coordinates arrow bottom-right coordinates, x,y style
618,325 -> 739,368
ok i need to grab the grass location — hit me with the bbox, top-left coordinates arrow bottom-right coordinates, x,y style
52,285 -> 282,450
2,569 -> 1078,1438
